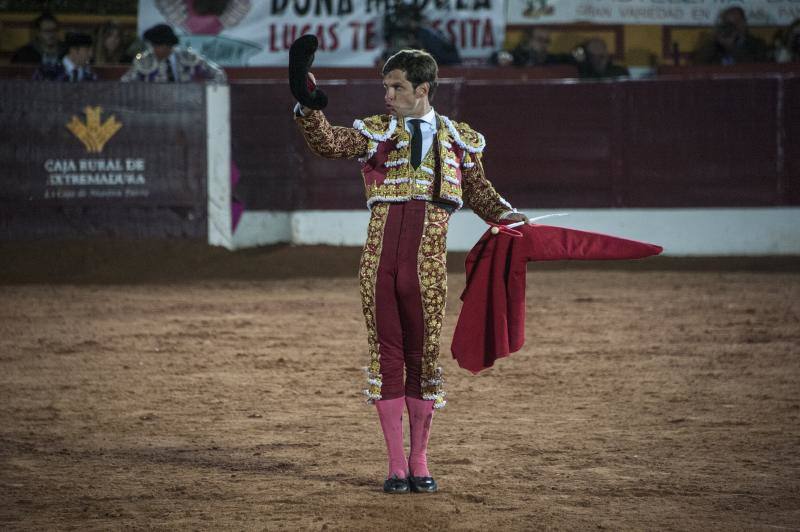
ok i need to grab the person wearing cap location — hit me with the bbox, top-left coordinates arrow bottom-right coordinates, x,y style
121,23 -> 226,83
33,32 -> 96,82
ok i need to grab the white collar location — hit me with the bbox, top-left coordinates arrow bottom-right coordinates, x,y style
149,49 -> 177,67
62,56 -> 77,73
406,108 -> 436,128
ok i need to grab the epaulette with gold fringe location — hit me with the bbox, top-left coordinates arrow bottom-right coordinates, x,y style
440,115 -> 486,154
353,114 -> 397,142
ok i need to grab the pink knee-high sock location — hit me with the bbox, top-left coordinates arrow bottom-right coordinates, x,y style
405,396 -> 434,477
375,397 -> 408,479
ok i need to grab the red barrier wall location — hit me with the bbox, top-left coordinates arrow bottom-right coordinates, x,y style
230,70 -> 799,211
785,76 -> 800,205
1,65 -> 796,217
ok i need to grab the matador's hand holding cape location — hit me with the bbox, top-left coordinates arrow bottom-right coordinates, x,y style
451,222 -> 663,374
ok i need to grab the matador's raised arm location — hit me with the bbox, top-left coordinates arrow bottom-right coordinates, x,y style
289,36 -> 368,160
294,110 -> 369,160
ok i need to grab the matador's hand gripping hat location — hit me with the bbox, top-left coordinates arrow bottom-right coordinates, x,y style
289,35 -> 328,110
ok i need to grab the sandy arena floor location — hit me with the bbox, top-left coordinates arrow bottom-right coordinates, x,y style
1,245 -> 799,531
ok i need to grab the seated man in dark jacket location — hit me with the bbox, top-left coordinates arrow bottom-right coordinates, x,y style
693,6 -> 770,65
12,11 -> 62,67
382,4 -> 461,66
510,27 -> 572,67
34,32 -> 96,81
577,38 -> 629,79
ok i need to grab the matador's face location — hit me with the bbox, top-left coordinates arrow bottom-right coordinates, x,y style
153,44 -> 174,61
382,69 -> 430,119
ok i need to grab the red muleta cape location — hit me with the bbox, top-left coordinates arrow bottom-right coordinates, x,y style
450,223 -> 663,374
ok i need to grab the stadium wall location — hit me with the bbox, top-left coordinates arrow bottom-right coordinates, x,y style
2,68 -> 799,255
225,68 -> 800,255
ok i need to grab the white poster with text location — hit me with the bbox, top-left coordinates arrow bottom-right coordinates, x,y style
138,0 -> 507,66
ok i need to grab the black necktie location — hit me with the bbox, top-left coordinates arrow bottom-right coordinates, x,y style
71,69 -> 78,82
409,119 -> 423,169
166,62 -> 175,82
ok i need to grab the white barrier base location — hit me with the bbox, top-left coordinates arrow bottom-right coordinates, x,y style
231,211 -> 291,248
229,207 -> 800,256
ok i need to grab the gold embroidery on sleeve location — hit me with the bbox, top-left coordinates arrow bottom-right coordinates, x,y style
295,110 -> 369,159
461,154 -> 512,222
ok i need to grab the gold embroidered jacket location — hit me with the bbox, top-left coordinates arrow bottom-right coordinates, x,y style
295,109 -> 514,221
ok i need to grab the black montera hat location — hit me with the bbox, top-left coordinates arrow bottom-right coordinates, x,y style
143,24 -> 179,46
64,32 -> 93,50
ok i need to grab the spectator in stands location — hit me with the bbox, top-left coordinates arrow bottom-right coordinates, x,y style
93,21 -> 132,65
11,12 -> 62,67
33,32 -> 96,81
507,27 -> 572,67
775,19 -> 800,63
382,4 -> 461,66
692,6 -> 770,65
416,24 -> 461,66
575,38 -> 629,79
120,23 -> 226,83
488,49 -> 514,66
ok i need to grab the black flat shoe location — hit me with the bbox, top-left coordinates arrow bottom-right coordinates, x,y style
408,476 -> 438,493
383,475 -> 410,494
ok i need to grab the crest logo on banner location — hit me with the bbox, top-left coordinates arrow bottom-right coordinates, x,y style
66,106 -> 123,153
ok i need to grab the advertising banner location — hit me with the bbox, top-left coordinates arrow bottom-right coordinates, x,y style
506,0 -> 800,26
137,0 -> 507,66
0,82 -> 208,239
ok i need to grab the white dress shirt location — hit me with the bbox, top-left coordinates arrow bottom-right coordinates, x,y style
62,56 -> 82,81
167,52 -> 178,80
404,108 -> 437,162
